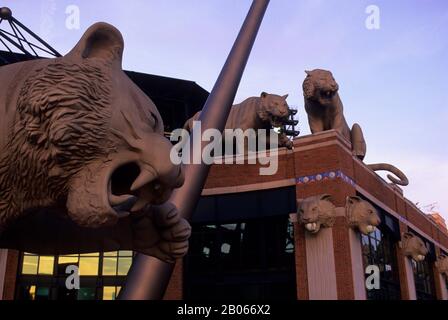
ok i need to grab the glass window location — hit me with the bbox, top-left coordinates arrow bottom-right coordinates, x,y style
35,287 -> 50,300
79,257 -> 99,276
103,286 -> 116,300
412,259 -> 436,300
58,256 -> 79,264
77,288 -> 96,300
184,216 -> 296,300
80,252 -> 99,257
407,232 -> 436,300
21,254 -> 38,275
38,256 -> 54,275
117,257 -> 132,275
16,250 -> 134,300
104,251 -> 118,257
102,257 -> 117,276
17,285 -> 36,300
17,251 -> 133,300
57,256 -> 78,276
119,251 -> 133,257
361,227 -> 401,300
285,221 -> 294,254
29,285 -> 36,300
103,286 -> 121,300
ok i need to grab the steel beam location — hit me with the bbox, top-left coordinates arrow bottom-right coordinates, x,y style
118,0 -> 270,300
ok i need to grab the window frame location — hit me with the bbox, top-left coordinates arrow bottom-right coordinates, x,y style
16,251 -> 134,300
361,226 -> 401,300
184,215 -> 297,300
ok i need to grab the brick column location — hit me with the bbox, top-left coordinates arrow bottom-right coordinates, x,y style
433,248 -> 448,300
348,228 -> 367,300
332,216 -> 355,299
0,249 -> 8,300
305,227 -> 338,299
163,261 -> 183,300
433,265 -> 447,300
2,250 -> 19,300
395,222 -> 416,300
436,273 -> 448,300
292,217 -> 309,300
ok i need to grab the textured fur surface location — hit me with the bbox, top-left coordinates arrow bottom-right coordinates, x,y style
0,23 -> 190,260
0,61 -> 113,228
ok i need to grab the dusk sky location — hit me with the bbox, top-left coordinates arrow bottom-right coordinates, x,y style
2,0 -> 448,220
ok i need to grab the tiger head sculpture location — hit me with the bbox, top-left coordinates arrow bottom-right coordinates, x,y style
436,255 -> 448,277
257,92 -> 291,128
297,194 -> 336,234
345,196 -> 381,235
302,69 -> 339,107
0,23 -> 190,260
400,232 -> 429,262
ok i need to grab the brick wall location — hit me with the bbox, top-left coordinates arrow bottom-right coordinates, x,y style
293,221 -> 309,300
290,130 -> 448,300
163,261 -> 183,300
204,150 -> 295,189
2,250 -> 19,300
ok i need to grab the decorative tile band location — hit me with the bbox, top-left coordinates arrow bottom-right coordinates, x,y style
295,170 -> 355,186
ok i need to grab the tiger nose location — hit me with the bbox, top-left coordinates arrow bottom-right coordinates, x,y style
135,133 -> 185,190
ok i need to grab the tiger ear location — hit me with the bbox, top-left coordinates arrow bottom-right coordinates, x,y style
282,94 -> 289,100
305,70 -> 311,76
402,232 -> 413,240
261,92 -> 268,98
320,194 -> 332,202
346,196 -> 362,208
67,22 -> 124,69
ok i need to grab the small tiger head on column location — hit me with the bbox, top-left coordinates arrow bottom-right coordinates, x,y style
436,255 -> 448,277
345,196 -> 381,235
297,194 -> 336,234
400,232 -> 428,262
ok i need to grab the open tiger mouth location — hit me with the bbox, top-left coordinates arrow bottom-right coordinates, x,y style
305,223 -> 319,233
321,90 -> 335,99
271,115 -> 288,127
416,255 -> 426,262
108,161 -> 175,218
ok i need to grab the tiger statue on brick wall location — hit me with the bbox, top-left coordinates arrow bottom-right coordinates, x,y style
302,69 -> 409,186
184,92 -> 294,153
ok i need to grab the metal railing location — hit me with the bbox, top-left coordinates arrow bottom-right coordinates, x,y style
0,7 -> 61,58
